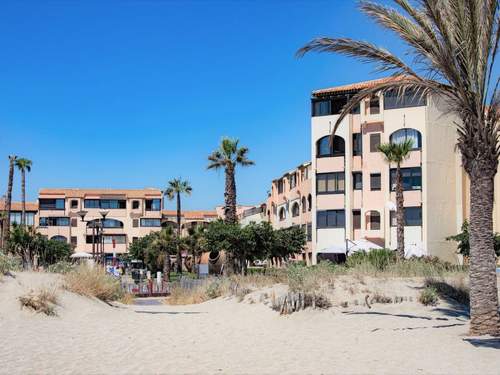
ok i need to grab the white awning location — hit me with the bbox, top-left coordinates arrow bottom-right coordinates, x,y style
70,252 -> 93,259
318,239 -> 383,255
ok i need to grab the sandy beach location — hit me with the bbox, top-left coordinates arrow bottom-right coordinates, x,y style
1,272 -> 499,375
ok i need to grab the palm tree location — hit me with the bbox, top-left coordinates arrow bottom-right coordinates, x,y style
151,227 -> 176,282
2,155 -> 17,247
378,139 -> 413,258
164,178 -> 192,274
15,158 -> 32,227
297,0 -> 500,335
207,137 -> 254,223
185,225 -> 206,274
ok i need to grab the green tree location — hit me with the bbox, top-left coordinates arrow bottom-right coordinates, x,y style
447,220 -> 500,257
128,233 -> 161,272
298,0 -> 500,336
185,225 -> 206,274
164,178 -> 192,274
14,158 -> 32,227
151,227 -> 177,281
207,138 -> 254,274
378,140 -> 413,258
2,155 -> 17,248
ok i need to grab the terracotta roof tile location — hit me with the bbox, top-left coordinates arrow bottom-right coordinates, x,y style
39,188 -> 162,198
312,76 -> 406,96
161,210 -> 218,219
0,201 -> 38,211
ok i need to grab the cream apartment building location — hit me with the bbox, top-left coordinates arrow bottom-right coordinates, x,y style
310,77 -> 462,263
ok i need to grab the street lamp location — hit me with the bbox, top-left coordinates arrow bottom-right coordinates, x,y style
99,211 -> 109,265
77,210 -> 108,264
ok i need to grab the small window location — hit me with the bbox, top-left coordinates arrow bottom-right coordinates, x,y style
39,199 -> 65,210
390,167 -> 422,191
353,210 -> 361,230
140,218 -> 161,227
353,172 -> 363,190
306,223 -> 312,241
317,172 -> 345,194
353,133 -> 362,156
277,179 -> 284,194
390,206 -> 422,226
369,96 -> 380,115
308,194 -> 312,211
366,211 -> 381,230
132,200 -> 140,210
71,218 -> 78,227
370,173 -> 381,191
70,200 -> 78,209
316,136 -> 345,157
133,219 -> 139,228
302,197 -> 307,213
279,207 -> 286,221
289,173 -> 297,190
312,100 -> 331,116
370,133 -> 381,152
317,210 -> 345,229
292,202 -> 300,217
145,199 -> 161,211
70,236 -> 77,246
390,128 -> 422,150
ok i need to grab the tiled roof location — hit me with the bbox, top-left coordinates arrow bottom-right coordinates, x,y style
0,201 -> 38,211
39,188 -> 162,198
162,210 -> 218,219
312,76 -> 406,96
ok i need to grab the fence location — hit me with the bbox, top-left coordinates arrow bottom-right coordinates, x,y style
122,278 -> 169,297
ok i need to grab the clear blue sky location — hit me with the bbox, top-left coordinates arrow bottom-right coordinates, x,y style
0,0 -> 402,210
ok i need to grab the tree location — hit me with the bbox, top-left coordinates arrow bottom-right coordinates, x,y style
128,233 -> 162,273
14,158 -> 32,227
447,220 -> 500,258
151,227 -> 177,281
164,178 -> 192,274
378,140 -> 413,258
298,0 -> 500,336
2,155 -> 17,247
207,138 -> 254,274
185,225 -> 206,274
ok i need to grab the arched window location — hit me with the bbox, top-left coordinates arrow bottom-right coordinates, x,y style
51,235 -> 67,243
88,218 -> 124,228
307,194 -> 312,212
301,196 -> 307,213
279,207 -> 286,221
390,128 -> 422,150
292,202 -> 300,217
366,210 -> 381,230
316,135 -> 345,157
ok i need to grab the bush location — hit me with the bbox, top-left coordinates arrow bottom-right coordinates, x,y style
64,265 -> 124,302
425,278 -> 469,305
418,286 -> 438,306
346,249 -> 397,272
0,252 -> 21,275
19,287 -> 58,316
286,262 -> 336,293
47,261 -> 74,274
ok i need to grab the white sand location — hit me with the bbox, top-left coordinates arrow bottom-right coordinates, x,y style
1,272 -> 499,374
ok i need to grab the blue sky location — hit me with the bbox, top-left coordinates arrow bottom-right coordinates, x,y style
0,0 -> 402,210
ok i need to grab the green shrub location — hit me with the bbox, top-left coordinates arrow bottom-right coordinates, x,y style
47,261 -> 74,274
425,278 -> 469,305
418,286 -> 438,306
0,252 -> 21,275
346,249 -> 397,272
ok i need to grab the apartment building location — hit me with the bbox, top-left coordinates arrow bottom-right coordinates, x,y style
310,77 -> 462,263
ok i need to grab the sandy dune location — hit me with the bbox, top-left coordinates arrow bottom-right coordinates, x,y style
0,272 -> 499,374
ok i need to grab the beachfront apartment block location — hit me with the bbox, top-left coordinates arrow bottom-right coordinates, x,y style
309,77 -> 473,264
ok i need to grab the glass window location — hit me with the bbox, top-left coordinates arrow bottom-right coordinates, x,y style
306,223 -> 312,241
70,236 -> 77,246
317,136 -> 331,157
307,194 -> 312,211
145,199 -> 161,211
279,207 -> 286,221
366,211 -> 381,230
317,210 -> 345,229
390,128 -> 422,150
302,197 -> 307,213
353,133 -> 362,156
39,199 -> 65,210
312,100 -> 331,116
353,210 -> 361,230
370,133 -> 381,152
140,218 -> 161,227
51,235 -> 68,243
277,179 -> 284,194
369,97 -> 380,114
292,202 -> 300,217
317,172 -> 345,194
132,200 -> 140,209
84,199 -> 100,209
26,212 -> 35,226
39,217 -> 70,227
289,173 -> 297,189
353,172 -> 363,190
100,200 -> 126,209
317,136 -> 345,157
390,206 -> 422,226
384,89 -> 426,110
370,173 -> 381,191
10,212 -> 21,225
390,167 -> 422,191
133,219 -> 139,228
70,200 -> 78,209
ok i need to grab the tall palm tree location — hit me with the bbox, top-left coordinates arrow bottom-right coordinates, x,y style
186,225 -> 206,274
297,0 -> 500,335
164,178 -> 192,274
379,139 -> 413,258
2,155 -> 17,247
151,227 -> 175,282
207,137 -> 254,223
15,158 -> 32,227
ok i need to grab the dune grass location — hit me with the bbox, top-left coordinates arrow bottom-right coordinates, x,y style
64,264 -> 124,302
19,287 -> 59,316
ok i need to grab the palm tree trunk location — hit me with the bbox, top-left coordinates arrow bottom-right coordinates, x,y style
224,165 -> 237,223
176,192 -> 182,274
3,157 -> 15,246
395,164 -> 405,258
468,172 -> 500,336
163,252 -> 171,282
21,169 -> 26,227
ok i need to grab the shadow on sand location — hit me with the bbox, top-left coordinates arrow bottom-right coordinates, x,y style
464,338 -> 500,349
134,311 -> 207,315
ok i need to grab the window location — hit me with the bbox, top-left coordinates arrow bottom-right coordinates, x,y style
312,100 -> 331,116
277,179 -> 284,194
317,210 -> 345,229
100,199 -> 126,209
316,136 -> 345,157
390,167 -> 422,191
279,207 -> 286,221
145,199 -> 161,211
301,166 -> 310,181
307,194 -> 312,212
84,199 -> 100,209
132,200 -> 140,209
353,172 -> 363,190
353,133 -> 362,156
317,172 -> 345,194
292,202 -> 300,217
39,199 -> 65,210
51,235 -> 68,243
9,212 -> 21,225
369,96 -> 380,114
71,218 -> 78,227
86,235 -> 126,244
289,173 -> 297,189
384,89 -> 426,110
140,218 -> 161,227
133,219 -> 139,228
390,128 -> 422,150
70,236 -> 77,246
301,197 -> 307,213
39,217 -> 70,227
370,133 -> 381,152
88,218 -> 124,228
370,173 -> 381,191
353,210 -> 361,230
306,223 -> 312,241
366,210 -> 381,230
390,206 -> 422,226
70,200 -> 78,209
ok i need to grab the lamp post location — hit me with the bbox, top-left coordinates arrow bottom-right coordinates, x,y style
77,210 -> 108,265
99,210 -> 109,265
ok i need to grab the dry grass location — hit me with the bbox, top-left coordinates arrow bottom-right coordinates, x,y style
19,287 -> 58,316
418,286 -> 439,306
64,265 -> 124,302
424,277 -> 470,306
118,293 -> 135,305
